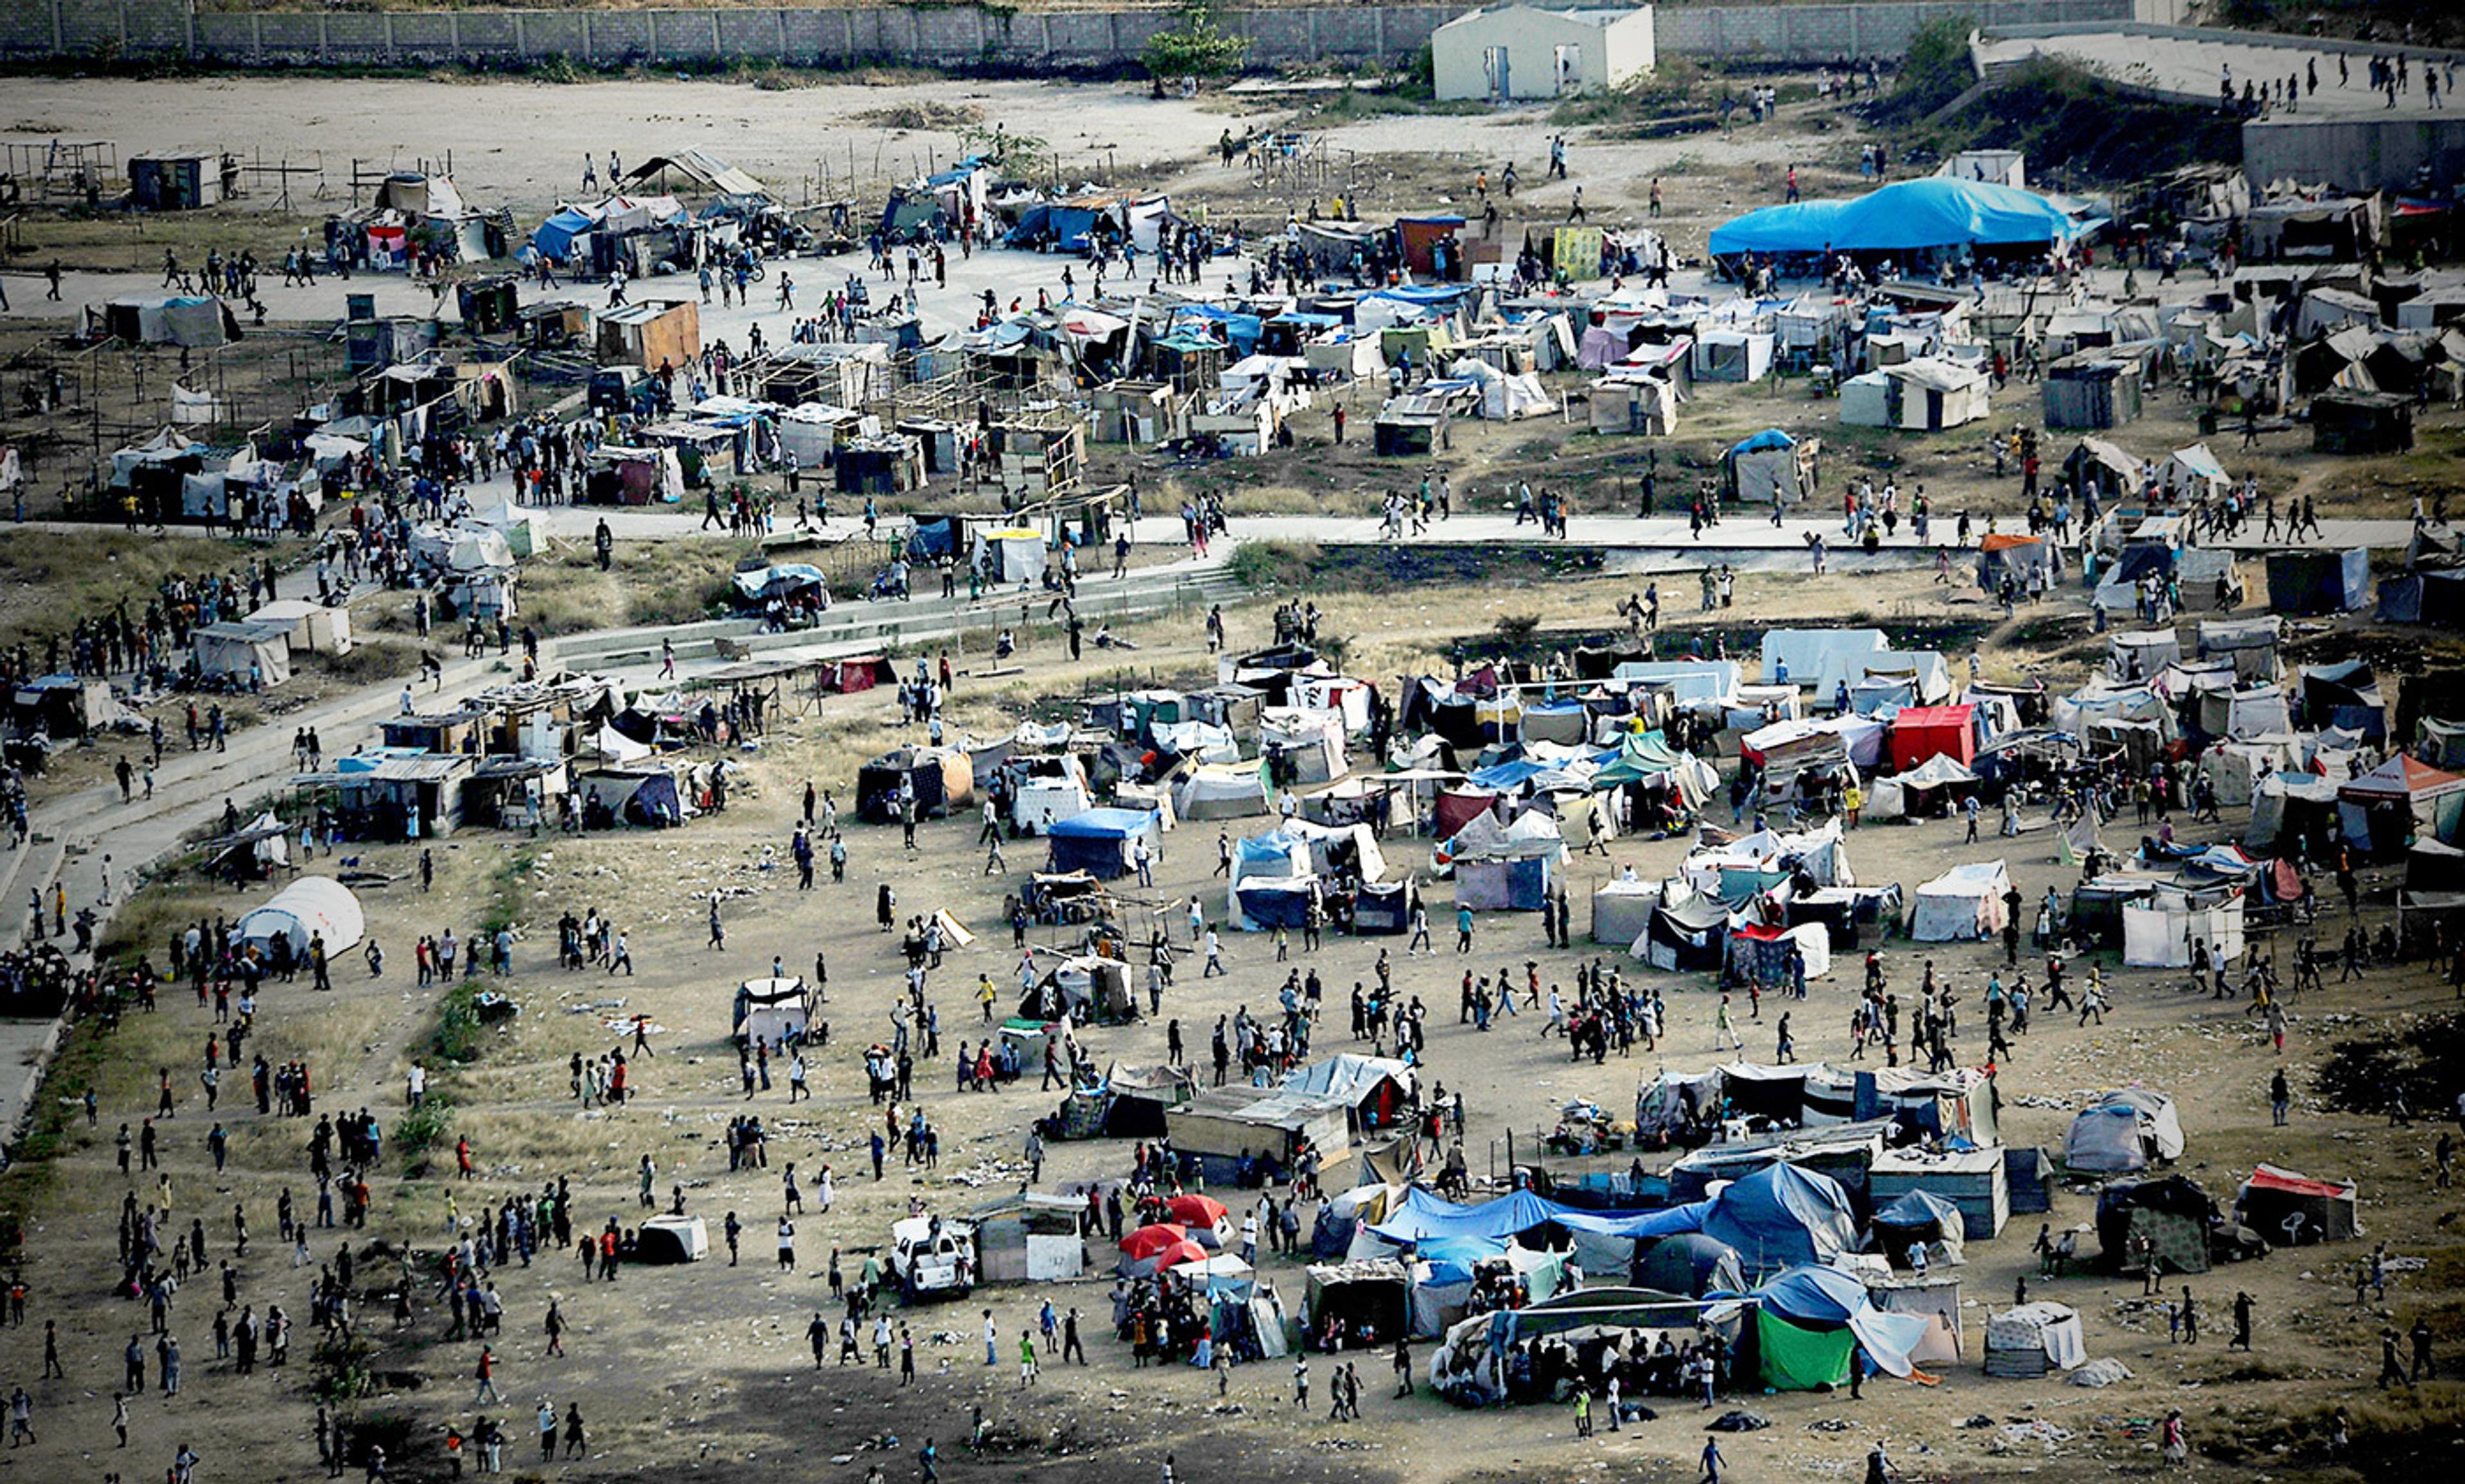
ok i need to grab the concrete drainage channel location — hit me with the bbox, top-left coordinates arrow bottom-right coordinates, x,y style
548,567 -> 1248,675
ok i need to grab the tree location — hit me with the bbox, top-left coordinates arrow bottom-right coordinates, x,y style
1143,3 -> 1249,85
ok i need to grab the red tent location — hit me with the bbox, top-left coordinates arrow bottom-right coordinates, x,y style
1150,1239 -> 1213,1272
1118,1222 -> 1190,1259
1890,704 -> 1977,772
1434,788 -> 1500,841
818,655 -> 895,695
1165,1194 -> 1230,1230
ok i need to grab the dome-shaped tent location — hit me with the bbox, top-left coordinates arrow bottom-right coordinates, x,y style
235,876 -> 366,958
1634,1232 -> 1745,1297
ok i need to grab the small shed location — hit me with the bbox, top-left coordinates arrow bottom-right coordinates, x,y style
328,755 -> 476,839
2311,390 -> 2414,454
130,153 -> 232,211
595,299 -> 701,370
1431,4 -> 1657,102
1868,1146 -> 2010,1238
193,621 -> 293,688
2042,356 -> 2142,429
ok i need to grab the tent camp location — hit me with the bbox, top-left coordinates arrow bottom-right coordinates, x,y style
235,876 -> 366,958
2063,1088 -> 2186,1174
1869,1189 -> 1966,1270
2337,753 -> 2465,858
1698,1162 -> 1860,1278
1044,807 -> 1161,880
2233,1163 -> 2359,1247
1910,861 -> 2011,941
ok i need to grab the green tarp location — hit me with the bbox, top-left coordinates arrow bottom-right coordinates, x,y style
1757,1309 -> 1855,1390
1593,732 -> 1688,787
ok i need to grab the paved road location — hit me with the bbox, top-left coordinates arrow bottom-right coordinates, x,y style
1976,28 -> 2459,116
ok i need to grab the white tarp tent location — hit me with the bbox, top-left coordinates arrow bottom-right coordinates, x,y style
1911,861 -> 2011,942
2122,892 -> 2246,968
235,876 -> 366,957
1176,761 -> 1271,820
972,527 -> 1046,585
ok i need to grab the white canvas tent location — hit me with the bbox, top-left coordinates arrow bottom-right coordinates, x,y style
247,599 -> 353,655
235,876 -> 366,957
2121,891 -> 2246,968
734,976 -> 813,1043
1175,761 -> 1271,820
971,527 -> 1046,585
1911,861 -> 2011,942
192,621 -> 294,688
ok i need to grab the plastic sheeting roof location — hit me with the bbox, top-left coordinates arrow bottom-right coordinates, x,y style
1709,178 -> 2087,257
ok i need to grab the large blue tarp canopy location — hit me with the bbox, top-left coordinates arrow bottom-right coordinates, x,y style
1709,178 -> 2086,257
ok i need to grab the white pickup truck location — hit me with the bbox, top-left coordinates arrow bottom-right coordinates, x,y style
889,1216 -> 978,1303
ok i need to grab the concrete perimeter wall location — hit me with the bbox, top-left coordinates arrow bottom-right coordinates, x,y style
2244,114 -> 2465,193
1,0 -> 2160,70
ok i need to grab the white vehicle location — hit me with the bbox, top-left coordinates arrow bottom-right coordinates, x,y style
889,1216 -> 978,1302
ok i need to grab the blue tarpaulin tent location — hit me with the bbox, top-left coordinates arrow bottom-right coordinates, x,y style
1045,806 -> 1160,879
530,207 -> 600,261
1709,178 -> 2088,259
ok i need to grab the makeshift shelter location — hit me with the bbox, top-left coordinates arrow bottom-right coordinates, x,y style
1984,1302 -> 2086,1377
1166,1083 -> 1353,1184
2043,356 -> 2143,429
2096,1175 -> 2218,1275
2233,1164 -> 2360,1247
1724,922 -> 1831,988
2063,1088 -> 2185,1175
1722,429 -> 1815,508
1040,806 -> 1158,880
193,621 -> 293,689
732,977 -> 812,1044
2265,548 -> 2371,615
2120,888 -> 2247,969
1699,1164 -> 1860,1278
1639,891 -> 1729,971
1590,879 -> 1661,946
1869,1146 -> 2008,1238
1007,754 -> 1096,835
1634,1233 -> 1745,1297
636,1214 -> 709,1264
1099,1062 -> 1196,1139
1976,533 -> 2061,594
971,1192 -> 1089,1282
1751,1264 -> 1933,1389
2312,390 -> 2414,454
1869,1189 -> 1967,1270
1175,761 -> 1270,820
856,746 -> 973,822
1889,705 -> 1977,771
1870,1275 -> 1964,1364
1302,1260 -> 1412,1343
234,876 -> 366,958
2337,754 -> 2465,859
247,600 -> 353,655
1910,861 -> 2010,942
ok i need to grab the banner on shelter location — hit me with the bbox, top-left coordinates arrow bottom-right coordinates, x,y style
1554,227 -> 1605,280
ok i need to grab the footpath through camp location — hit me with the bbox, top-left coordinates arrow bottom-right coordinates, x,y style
0,30 -> 2458,1484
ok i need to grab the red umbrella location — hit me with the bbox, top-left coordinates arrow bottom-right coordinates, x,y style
1118,1222 -> 1191,1259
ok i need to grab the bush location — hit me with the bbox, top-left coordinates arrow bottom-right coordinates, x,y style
395,1095 -> 455,1176
1227,539 -> 1323,591
1142,1 -> 1249,80
1887,15 -> 1978,120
